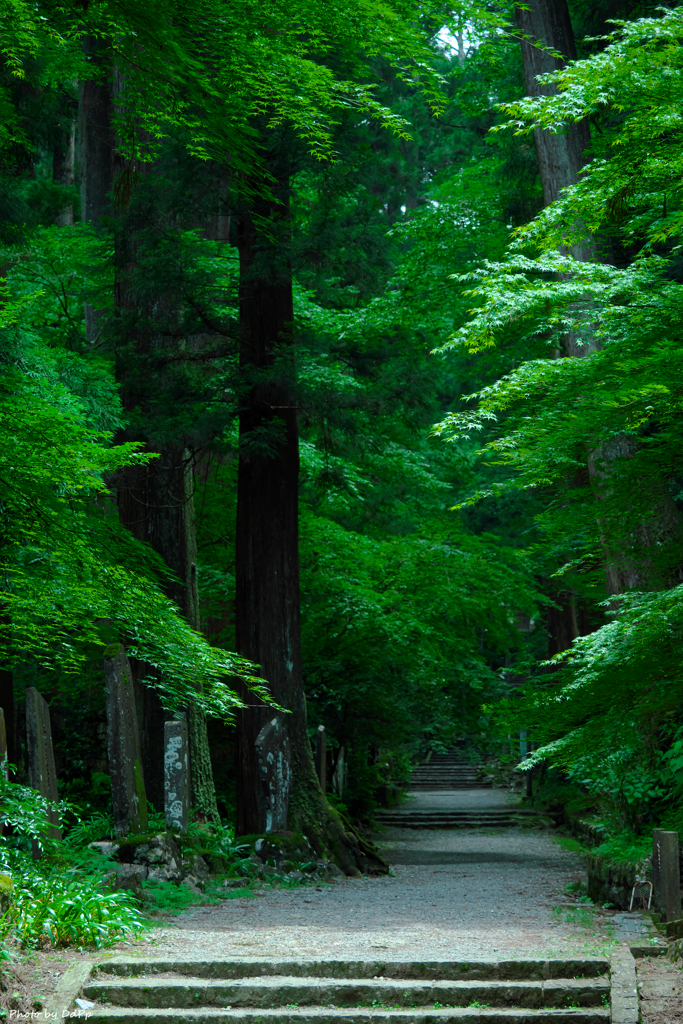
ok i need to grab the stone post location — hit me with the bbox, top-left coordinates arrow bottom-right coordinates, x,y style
255,717 -> 292,833
25,687 -> 61,853
103,644 -> 148,836
332,746 -> 345,797
0,707 -> 7,780
315,724 -> 326,792
0,708 -> 5,837
652,829 -> 681,921
164,716 -> 189,833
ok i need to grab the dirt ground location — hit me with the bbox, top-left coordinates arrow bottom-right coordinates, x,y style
638,954 -> 683,1023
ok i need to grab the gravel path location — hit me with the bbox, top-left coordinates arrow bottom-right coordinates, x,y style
145,790 -> 605,962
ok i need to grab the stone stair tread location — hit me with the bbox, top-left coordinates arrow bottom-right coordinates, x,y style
86,976 -> 610,996
96,958 -> 608,979
82,1009 -> 612,1023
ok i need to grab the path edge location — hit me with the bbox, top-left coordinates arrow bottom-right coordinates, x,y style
610,945 -> 639,1024
44,960 -> 94,1018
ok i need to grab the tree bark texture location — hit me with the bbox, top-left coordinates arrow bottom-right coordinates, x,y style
546,590 -> 579,657
516,0 -> 599,357
234,169 -> 386,874
515,0 -> 591,208
53,115 -> 75,227
112,175 -> 218,821
79,36 -> 114,227
79,53 -> 219,823
78,35 -> 114,345
0,666 -> 15,774
588,435 -> 683,595
114,432 -> 219,823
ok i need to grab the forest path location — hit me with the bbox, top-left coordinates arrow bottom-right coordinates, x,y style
144,788 -> 611,962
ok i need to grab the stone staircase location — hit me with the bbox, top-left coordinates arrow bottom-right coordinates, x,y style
374,807 -> 548,830
79,957 -> 612,1022
408,752 -> 491,791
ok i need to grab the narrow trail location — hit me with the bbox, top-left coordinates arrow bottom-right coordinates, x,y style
146,763 -> 600,961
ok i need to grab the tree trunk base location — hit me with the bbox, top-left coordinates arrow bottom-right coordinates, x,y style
287,766 -> 388,876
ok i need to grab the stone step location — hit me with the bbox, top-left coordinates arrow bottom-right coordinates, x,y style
84,976 -> 610,1010
376,811 -> 538,818
407,785 -> 493,791
376,813 -> 544,828
82,1007 -> 610,1024
73,958 -> 612,1024
94,958 -> 610,981
84,1009 -> 611,1023
376,820 -> 548,830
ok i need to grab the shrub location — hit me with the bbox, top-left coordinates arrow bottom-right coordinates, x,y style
13,876 -> 144,948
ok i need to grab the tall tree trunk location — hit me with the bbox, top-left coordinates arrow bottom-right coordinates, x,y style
516,0 -> 597,359
114,441 -> 219,823
53,114 -> 75,227
78,34 -> 114,347
79,52 -> 219,823
517,3 -> 683,599
0,664 -> 15,774
515,0 -> 590,209
234,163 -> 385,874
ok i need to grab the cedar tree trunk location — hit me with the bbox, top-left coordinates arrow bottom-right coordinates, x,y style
234,165 -> 386,874
79,53 -> 219,822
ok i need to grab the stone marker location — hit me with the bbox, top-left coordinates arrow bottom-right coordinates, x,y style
0,708 -> 5,836
652,829 -> 681,921
0,707 -> 7,780
255,716 -> 292,833
315,724 -> 326,792
332,745 -> 345,797
164,716 -> 189,833
103,644 -> 148,836
25,687 -> 61,851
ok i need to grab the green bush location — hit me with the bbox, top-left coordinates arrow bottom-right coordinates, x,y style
13,877 -> 144,948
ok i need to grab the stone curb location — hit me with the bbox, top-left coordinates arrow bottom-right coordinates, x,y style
43,961 -> 94,1019
610,946 -> 639,1024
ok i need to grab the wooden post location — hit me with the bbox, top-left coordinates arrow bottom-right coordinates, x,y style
653,829 -> 681,921
164,716 -> 189,833
315,725 -> 326,792
103,644 -> 148,836
25,688 -> 61,854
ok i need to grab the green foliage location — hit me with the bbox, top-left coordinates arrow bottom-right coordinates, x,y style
590,833 -> 652,865
419,4 -> 683,846
0,261 -> 264,713
0,774 -> 67,855
12,875 -> 143,949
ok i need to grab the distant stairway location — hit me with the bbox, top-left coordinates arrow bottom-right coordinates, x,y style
375,807 -> 547,829
81,956 -> 612,1023
408,750 -> 491,791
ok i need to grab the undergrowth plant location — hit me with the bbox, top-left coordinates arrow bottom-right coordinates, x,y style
12,875 -> 144,949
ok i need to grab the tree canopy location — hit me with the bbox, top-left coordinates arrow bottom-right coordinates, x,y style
3,0 -> 683,853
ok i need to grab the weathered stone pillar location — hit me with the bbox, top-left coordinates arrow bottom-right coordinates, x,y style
332,746 -> 345,797
103,644 -> 148,836
255,717 -> 292,833
0,707 -> 7,780
25,688 -> 61,852
315,725 -> 326,792
653,829 -> 681,921
164,716 -> 189,833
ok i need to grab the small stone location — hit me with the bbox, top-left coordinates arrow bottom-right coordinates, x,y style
181,877 -> 202,894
